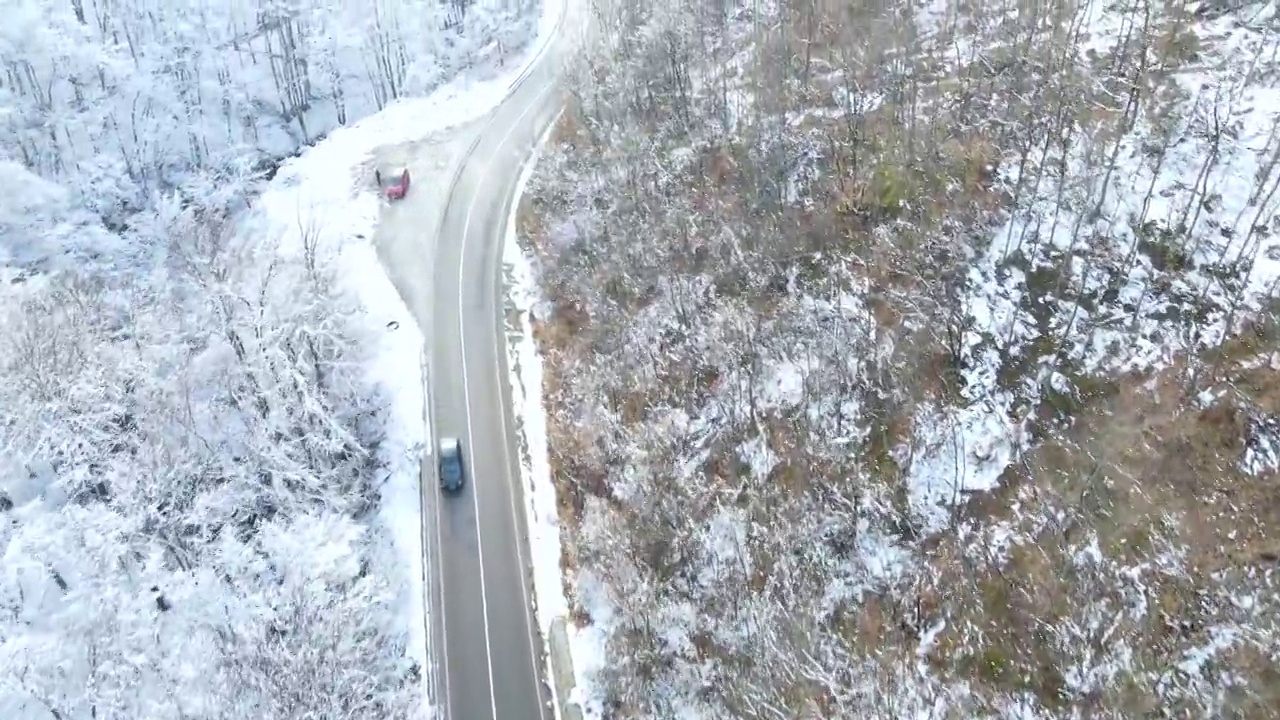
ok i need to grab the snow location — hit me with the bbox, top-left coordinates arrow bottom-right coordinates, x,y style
234,0 -> 566,709
504,108 -> 612,717
737,435 -> 779,480
914,0 -> 956,40
702,506 -> 753,574
565,570 -> 614,719
1177,624 -> 1240,678
503,118 -> 568,622
764,360 -> 806,407
818,522 -> 912,615
900,399 -> 1025,533
917,618 -> 948,664
1241,413 -> 1280,476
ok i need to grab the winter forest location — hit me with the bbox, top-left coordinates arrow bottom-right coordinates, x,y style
4,0 -> 536,232
0,0 -> 534,716
525,0 -> 1280,717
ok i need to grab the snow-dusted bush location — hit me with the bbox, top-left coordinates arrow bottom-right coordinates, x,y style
0,190 -> 420,718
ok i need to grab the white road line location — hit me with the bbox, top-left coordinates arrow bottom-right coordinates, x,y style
492,106 -> 565,720
458,78 -> 561,720
432,482 -> 449,718
428,360 -> 453,718
419,348 -> 441,713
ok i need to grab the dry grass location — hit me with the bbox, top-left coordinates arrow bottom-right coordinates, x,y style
527,20 -> 1035,667
900,335 -> 1280,712
519,0 -> 1280,714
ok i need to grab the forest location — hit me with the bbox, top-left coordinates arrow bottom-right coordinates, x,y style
1,0 -> 536,716
3,0 -> 534,235
524,0 -> 1280,716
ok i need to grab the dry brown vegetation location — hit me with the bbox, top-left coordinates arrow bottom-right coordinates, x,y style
519,0 -> 1280,716
915,339 -> 1280,714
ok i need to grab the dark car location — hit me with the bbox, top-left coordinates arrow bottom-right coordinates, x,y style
439,437 -> 465,493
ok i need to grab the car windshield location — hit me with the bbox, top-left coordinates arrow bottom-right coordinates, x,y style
441,444 -> 461,479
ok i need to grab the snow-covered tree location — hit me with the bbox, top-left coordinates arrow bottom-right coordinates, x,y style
0,188 -> 420,718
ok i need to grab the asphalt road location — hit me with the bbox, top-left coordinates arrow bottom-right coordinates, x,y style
423,32 -> 569,720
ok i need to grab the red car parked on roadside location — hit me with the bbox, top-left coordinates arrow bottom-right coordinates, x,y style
376,168 -> 411,201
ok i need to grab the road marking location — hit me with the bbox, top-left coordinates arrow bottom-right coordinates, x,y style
427,358 -> 453,719
420,349 -> 440,713
458,77 -> 562,720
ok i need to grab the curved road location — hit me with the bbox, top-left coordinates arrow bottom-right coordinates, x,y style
422,21 -> 571,720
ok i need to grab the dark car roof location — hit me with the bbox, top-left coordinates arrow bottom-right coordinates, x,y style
440,438 -> 463,489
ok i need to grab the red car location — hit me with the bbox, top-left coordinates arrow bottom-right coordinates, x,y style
376,168 -> 411,201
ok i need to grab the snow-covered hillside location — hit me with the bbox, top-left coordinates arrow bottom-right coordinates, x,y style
523,0 -> 1280,716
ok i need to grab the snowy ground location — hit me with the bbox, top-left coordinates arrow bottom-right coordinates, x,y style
234,0 -> 567,713
502,131 -> 562,655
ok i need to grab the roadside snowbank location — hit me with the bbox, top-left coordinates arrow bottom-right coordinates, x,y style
504,118 -> 607,718
505,117 -> 562,644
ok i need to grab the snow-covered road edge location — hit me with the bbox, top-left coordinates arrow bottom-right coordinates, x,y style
502,121 -> 568,714
502,115 -> 600,720
249,144 -> 434,713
